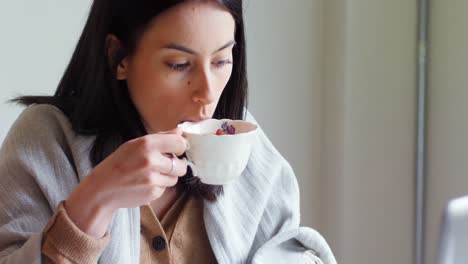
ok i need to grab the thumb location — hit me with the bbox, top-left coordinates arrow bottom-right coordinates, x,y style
157,127 -> 183,136
157,127 -> 188,151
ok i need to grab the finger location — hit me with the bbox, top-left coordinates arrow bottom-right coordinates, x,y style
157,127 -> 182,136
151,174 -> 179,188
131,132 -> 188,156
156,128 -> 187,154
138,170 -> 178,187
158,154 -> 188,177
152,134 -> 187,155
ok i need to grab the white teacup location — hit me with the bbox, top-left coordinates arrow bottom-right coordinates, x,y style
177,119 -> 258,185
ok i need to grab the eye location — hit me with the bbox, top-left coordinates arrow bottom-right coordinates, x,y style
166,62 -> 190,72
212,59 -> 233,69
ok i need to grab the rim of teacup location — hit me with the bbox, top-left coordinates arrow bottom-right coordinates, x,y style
177,118 -> 257,137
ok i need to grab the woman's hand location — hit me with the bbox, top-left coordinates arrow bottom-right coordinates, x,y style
65,128 -> 187,238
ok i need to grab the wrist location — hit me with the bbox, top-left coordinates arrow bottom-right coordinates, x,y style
65,180 -> 115,238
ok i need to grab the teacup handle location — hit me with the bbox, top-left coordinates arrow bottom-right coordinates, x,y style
180,137 -> 197,175
182,157 -> 199,176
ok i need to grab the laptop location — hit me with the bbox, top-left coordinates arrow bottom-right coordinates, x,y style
436,194 -> 468,264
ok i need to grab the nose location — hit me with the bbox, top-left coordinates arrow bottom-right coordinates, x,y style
192,67 -> 216,105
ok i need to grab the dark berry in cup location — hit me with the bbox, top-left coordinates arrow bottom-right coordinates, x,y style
227,125 -> 235,135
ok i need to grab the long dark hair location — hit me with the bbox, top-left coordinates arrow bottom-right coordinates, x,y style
12,0 -> 248,201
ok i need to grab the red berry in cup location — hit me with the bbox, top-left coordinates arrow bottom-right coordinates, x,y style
215,122 -> 236,135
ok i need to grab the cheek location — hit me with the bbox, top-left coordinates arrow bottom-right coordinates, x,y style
216,66 -> 233,92
126,61 -> 156,94
126,74 -> 173,121
127,62 -> 169,98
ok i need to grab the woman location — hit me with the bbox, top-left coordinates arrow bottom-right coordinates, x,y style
0,0 -> 336,263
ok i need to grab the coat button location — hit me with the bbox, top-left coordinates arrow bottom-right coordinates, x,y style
152,236 -> 166,251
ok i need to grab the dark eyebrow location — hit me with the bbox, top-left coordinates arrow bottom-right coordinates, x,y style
215,40 -> 236,53
162,40 -> 236,55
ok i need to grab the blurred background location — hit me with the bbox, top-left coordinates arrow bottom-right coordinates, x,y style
1,1 -> 468,263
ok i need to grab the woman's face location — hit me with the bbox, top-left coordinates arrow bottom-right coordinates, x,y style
118,1 -> 236,133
